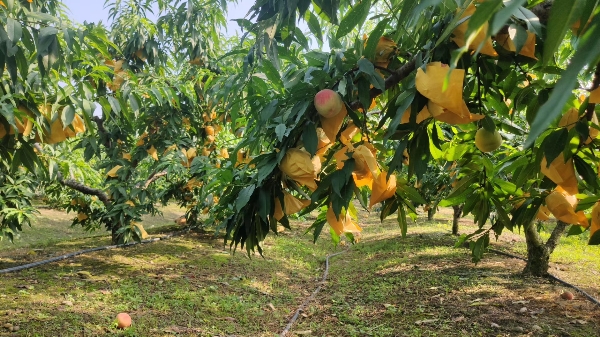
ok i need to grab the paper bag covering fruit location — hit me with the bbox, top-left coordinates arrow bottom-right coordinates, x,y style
279,148 -> 318,191
545,186 -> 588,227
495,31 -> 537,59
558,107 -> 598,144
106,165 -> 123,178
0,106 -> 34,139
540,153 -> 578,195
415,62 -> 484,125
273,192 -> 311,221
326,206 -> 362,236
181,148 -> 197,167
451,4 -> 497,57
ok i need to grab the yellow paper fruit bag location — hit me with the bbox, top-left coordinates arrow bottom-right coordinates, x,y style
273,192 -> 311,221
279,148 -> 318,190
540,154 -> 578,195
369,172 -> 397,207
451,4 -> 497,57
545,187 -> 588,227
326,206 -> 362,235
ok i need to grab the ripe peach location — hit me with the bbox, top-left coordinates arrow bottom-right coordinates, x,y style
314,89 -> 343,118
560,291 -> 574,300
116,312 -> 132,329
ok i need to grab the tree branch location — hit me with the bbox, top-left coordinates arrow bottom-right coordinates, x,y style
92,116 -> 112,148
530,1 -> 554,26
57,172 -> 111,206
349,58 -> 417,110
141,170 -> 168,189
545,220 -> 569,255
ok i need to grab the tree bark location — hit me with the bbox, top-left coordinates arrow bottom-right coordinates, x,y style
452,205 -> 463,235
57,172 -> 111,206
523,220 -> 568,276
427,207 -> 434,221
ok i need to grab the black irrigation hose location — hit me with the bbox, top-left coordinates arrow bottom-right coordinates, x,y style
0,227 -> 193,275
487,248 -> 600,308
279,249 -> 348,337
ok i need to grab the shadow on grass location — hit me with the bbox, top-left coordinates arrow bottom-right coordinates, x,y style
297,231 -> 600,337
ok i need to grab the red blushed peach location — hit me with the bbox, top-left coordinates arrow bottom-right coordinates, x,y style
560,291 -> 574,300
314,89 -> 343,118
116,313 -> 132,329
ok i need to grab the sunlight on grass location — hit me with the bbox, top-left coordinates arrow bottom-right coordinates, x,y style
1,208 -> 599,336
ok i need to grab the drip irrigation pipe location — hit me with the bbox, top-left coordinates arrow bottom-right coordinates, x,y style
0,227 -> 192,275
279,249 -> 348,337
487,248 -> 600,308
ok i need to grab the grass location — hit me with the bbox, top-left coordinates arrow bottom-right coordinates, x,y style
0,206 -> 599,336
0,204 -> 185,250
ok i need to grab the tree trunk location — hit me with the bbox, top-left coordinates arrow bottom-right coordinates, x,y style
427,207 -> 434,221
452,205 -> 463,235
523,220 -> 568,276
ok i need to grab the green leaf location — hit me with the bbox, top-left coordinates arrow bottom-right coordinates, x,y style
306,218 -> 327,243
481,116 -> 496,132
490,0 -> 526,34
387,141 -> 407,174
384,89 -> 415,140
574,155 -> 599,190
543,0 -> 584,65
262,60 -> 284,89
26,11 -> 60,23
305,10 -> 323,42
567,224 -> 585,236
6,18 -> 22,43
493,178 -> 517,194
589,228 -> 600,245
275,124 -> 287,142
363,19 -> 389,60
440,174 -> 478,207
541,128 -> 568,165
336,0 -> 371,39
513,6 -> 543,36
108,96 -> 121,115
575,196 -> 598,212
492,198 -> 513,232
398,203 -> 408,238
61,105 -> 75,128
257,155 -> 278,185
260,100 -> 279,123
235,185 -> 255,212
525,16 -> 600,147
357,57 -> 375,75
397,183 -> 427,205
302,123 -> 318,156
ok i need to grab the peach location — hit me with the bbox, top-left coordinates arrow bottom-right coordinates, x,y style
116,313 -> 132,329
314,89 -> 343,118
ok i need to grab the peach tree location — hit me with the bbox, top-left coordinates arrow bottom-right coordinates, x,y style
209,0 -> 600,277
0,0 -> 234,244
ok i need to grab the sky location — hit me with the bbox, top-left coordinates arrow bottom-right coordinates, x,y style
61,0 -> 253,35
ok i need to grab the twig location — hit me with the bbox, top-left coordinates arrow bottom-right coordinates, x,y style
279,249 -> 348,337
349,58 -> 417,110
142,170 -> 168,189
